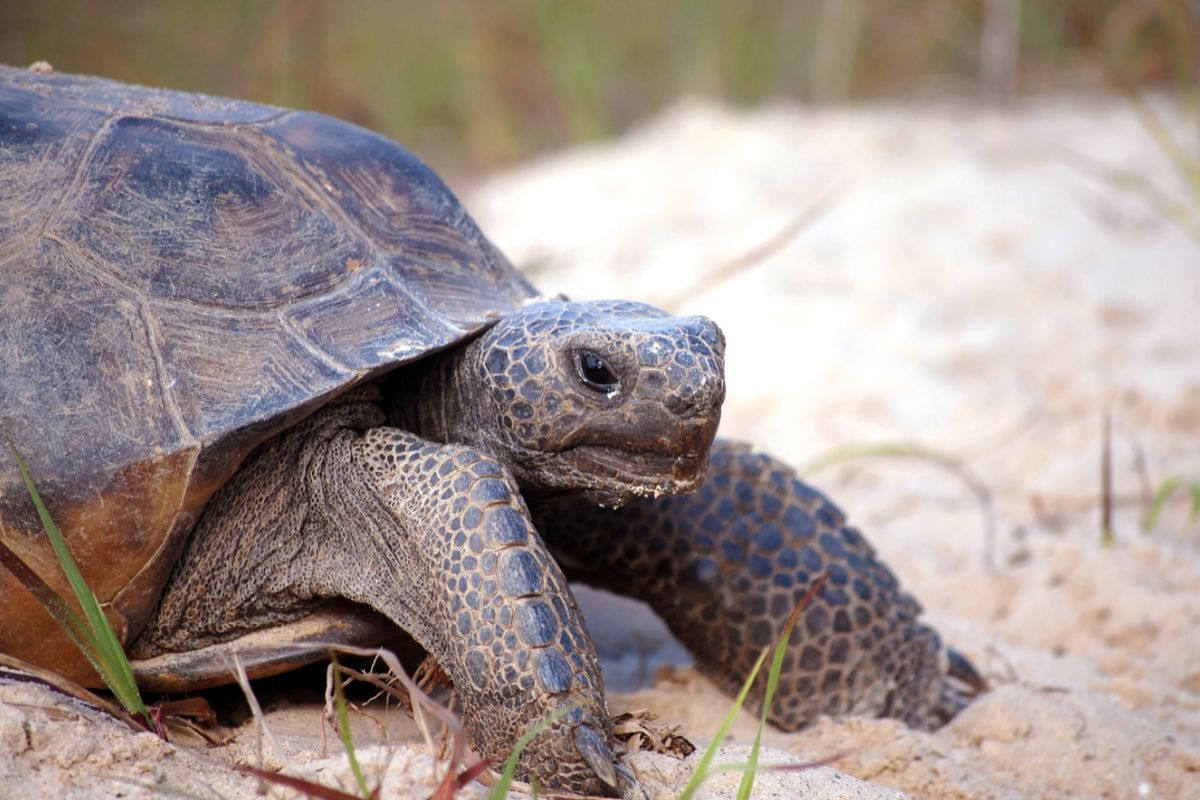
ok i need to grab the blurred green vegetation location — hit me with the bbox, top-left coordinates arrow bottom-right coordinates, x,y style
1,0 -> 1195,172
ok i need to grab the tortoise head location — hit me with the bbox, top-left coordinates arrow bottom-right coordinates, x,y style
460,299 -> 726,506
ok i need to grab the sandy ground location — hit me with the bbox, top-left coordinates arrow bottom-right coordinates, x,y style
2,96 -> 1199,799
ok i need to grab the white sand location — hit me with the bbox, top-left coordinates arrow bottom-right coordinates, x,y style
3,97 -> 1198,800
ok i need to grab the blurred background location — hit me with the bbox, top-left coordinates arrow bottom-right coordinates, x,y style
1,0 -> 1196,175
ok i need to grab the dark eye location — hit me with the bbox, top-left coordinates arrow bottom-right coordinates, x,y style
575,351 -> 620,393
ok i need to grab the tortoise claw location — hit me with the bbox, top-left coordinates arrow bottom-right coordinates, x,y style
947,647 -> 988,694
615,762 -> 649,800
574,723 -> 618,789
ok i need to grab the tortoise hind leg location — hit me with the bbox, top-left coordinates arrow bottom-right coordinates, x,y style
532,438 -> 983,731
133,390 -> 631,797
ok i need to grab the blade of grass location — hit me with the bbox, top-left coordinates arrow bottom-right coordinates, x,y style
1101,409 -> 1115,546
734,573 -> 830,800
662,190 -> 838,311
1121,87 -> 1200,207
707,750 -> 847,778
1143,475 -> 1200,531
244,766 -> 375,800
676,645 -> 770,800
0,536 -> 99,665
323,644 -> 473,788
0,652 -> 142,733
3,440 -> 149,727
1143,475 -> 1183,531
229,652 -> 297,777
430,759 -> 491,800
800,441 -> 996,570
330,656 -> 371,799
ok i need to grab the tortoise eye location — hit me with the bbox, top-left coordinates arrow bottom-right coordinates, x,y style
575,351 -> 620,393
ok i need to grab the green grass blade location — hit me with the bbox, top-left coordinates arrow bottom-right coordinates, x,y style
5,441 -> 148,723
1144,475 -> 1185,531
734,573 -> 825,800
0,536 -> 104,674
677,644 -> 770,800
487,704 -> 576,800
683,573 -> 829,800
331,660 -> 371,799
735,617 -> 790,800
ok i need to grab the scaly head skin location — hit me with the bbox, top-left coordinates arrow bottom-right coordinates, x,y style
389,299 -> 727,506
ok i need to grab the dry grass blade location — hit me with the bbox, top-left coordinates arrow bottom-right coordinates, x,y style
319,642 -> 476,789
1054,139 -> 1200,245
1119,87 -> 1200,207
0,651 -> 141,732
707,749 -> 848,778
1101,409 -> 1115,546
230,643 -> 466,800
800,441 -> 997,570
430,759 -> 491,800
0,652 -> 218,745
229,652 -> 297,777
662,190 -> 840,310
148,696 -> 223,745
244,766 -> 379,800
154,696 -> 217,726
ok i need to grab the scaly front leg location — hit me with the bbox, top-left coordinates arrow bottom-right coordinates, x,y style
136,391 -> 633,797
533,439 -> 983,731
352,427 -> 634,794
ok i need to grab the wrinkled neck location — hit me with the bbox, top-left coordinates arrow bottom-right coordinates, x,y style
384,341 -> 483,445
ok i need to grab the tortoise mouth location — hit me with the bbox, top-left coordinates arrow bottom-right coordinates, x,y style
561,443 -> 710,499
512,412 -> 719,505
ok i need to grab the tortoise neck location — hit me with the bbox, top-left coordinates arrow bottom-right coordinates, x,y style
385,342 -> 483,445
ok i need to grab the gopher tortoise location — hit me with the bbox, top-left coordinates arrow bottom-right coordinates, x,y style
0,64 -> 981,796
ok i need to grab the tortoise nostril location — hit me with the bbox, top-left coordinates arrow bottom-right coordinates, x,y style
665,394 -> 691,416
680,316 -> 725,354
665,382 -> 721,417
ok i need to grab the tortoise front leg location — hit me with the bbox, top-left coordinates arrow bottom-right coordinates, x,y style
533,439 -> 981,731
349,428 -> 632,795
136,394 -> 632,797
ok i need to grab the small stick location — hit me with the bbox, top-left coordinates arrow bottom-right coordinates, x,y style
1123,425 -> 1155,515
229,652 -> 298,780
1101,409 -> 1115,547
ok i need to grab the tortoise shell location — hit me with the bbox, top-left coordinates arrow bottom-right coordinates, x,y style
0,64 -> 537,681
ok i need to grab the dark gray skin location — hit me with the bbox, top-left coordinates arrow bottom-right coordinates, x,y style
133,299 -> 980,797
